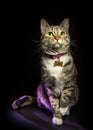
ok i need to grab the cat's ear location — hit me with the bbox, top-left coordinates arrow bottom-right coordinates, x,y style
60,18 -> 69,31
40,19 -> 50,33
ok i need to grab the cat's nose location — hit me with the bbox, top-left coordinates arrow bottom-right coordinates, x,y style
54,35 -> 61,40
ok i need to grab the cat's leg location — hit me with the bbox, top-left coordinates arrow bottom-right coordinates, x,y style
48,94 -> 63,125
60,106 -> 70,116
60,85 -> 79,116
37,83 -> 62,125
12,95 -> 36,109
41,73 -> 63,125
60,94 -> 72,116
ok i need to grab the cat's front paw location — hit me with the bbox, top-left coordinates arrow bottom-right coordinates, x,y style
60,106 -> 70,116
52,117 -> 63,125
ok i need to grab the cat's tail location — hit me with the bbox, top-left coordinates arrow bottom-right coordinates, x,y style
12,95 -> 36,109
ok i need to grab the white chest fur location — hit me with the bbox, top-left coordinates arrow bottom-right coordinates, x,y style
42,54 -> 70,79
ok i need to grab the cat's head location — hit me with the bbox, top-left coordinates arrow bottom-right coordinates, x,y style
40,18 -> 70,55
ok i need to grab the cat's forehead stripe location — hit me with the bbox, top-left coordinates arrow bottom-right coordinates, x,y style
50,26 -> 64,33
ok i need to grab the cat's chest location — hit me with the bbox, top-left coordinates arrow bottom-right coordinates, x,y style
42,55 -> 70,78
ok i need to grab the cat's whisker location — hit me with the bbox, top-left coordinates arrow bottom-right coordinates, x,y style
32,40 -> 41,52
70,41 -> 80,57
35,46 -> 44,57
32,40 -> 41,43
35,44 -> 41,49
32,43 -> 42,57
35,47 -> 42,54
38,49 -> 43,57
69,48 -> 74,55
70,40 -> 79,49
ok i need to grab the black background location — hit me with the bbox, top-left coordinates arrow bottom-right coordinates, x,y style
3,3 -> 93,130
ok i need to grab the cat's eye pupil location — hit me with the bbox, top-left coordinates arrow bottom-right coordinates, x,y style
48,32 -> 53,36
61,31 -> 65,35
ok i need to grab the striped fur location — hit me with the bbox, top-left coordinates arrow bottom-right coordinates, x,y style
12,18 -> 79,125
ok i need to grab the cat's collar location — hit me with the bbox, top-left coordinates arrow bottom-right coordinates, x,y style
44,52 -> 67,59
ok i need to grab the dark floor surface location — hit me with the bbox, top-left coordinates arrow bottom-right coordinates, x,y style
4,104 -> 89,130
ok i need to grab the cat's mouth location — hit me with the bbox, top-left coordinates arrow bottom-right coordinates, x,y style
53,42 -> 62,48
41,41 -> 70,55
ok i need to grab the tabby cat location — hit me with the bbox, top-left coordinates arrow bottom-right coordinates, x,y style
12,18 -> 79,125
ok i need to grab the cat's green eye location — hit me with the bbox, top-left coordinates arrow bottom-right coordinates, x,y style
48,32 -> 53,36
60,31 -> 65,36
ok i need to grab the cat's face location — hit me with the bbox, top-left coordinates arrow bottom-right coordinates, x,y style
40,18 -> 70,55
